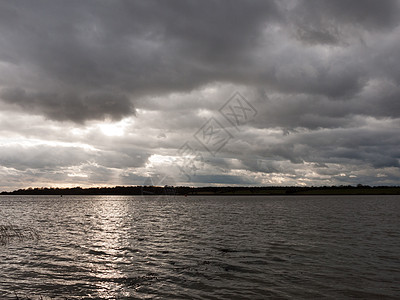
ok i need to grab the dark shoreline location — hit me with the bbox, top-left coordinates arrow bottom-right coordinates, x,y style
2,185 -> 400,196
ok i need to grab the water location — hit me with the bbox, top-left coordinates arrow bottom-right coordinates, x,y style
0,195 -> 399,299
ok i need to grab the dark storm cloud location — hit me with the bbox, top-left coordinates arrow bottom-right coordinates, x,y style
0,88 -> 134,123
292,0 -> 400,45
0,143 -> 148,172
0,0 -> 400,188
0,0 -> 280,123
299,0 -> 400,30
231,121 -> 400,172
1,0 -> 400,121
0,144 -> 92,171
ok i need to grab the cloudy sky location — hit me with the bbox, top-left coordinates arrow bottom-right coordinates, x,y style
0,0 -> 400,191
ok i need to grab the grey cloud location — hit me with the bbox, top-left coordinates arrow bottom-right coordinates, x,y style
190,174 -> 257,185
0,143 -> 149,175
0,88 -> 134,123
309,0 -> 400,30
252,79 -> 400,131
197,117 -> 400,185
292,0 -> 400,45
96,150 -> 149,169
119,172 -> 149,186
295,27 -> 340,46
0,144 -> 93,171
0,1 -> 399,188
0,0 -> 280,123
254,126 -> 400,169
1,0 -> 399,122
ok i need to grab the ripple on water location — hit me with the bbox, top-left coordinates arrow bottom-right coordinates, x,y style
0,195 -> 399,299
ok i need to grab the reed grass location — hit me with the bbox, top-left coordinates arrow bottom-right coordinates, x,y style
13,292 -> 71,300
0,224 -> 40,246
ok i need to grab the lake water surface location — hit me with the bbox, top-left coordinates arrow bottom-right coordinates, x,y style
0,195 -> 399,299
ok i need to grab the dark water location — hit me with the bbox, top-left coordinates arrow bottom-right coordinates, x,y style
0,195 -> 399,299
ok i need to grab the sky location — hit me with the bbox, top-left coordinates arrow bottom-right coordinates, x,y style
0,0 -> 400,191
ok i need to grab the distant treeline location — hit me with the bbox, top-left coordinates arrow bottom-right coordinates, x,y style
1,185 -> 400,195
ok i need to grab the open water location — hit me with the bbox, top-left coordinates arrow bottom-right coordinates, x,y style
0,195 -> 399,299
